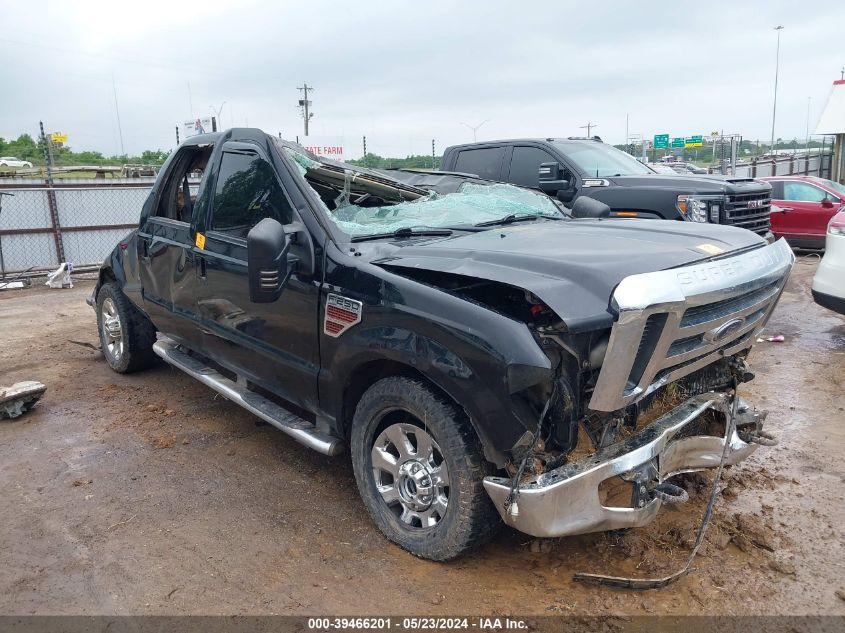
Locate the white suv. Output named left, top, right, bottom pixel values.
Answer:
left=812, top=210, right=845, bottom=315
left=0, top=157, right=34, bottom=169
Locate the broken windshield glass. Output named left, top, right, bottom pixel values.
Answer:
left=279, top=144, right=562, bottom=237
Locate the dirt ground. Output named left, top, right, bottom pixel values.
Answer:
left=1, top=256, right=843, bottom=617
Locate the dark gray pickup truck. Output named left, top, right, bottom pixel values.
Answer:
left=90, top=128, right=793, bottom=560
left=441, top=137, right=774, bottom=239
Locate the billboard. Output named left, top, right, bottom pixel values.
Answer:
left=183, top=117, right=214, bottom=138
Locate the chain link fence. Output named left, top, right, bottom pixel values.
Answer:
left=0, top=178, right=154, bottom=277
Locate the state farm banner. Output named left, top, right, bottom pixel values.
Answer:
left=300, top=137, right=345, bottom=162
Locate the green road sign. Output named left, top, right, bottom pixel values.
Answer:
left=685, top=135, right=703, bottom=148
left=653, top=134, right=669, bottom=149
left=671, top=137, right=686, bottom=148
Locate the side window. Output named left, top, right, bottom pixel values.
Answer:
left=155, top=146, right=212, bottom=222
left=211, top=151, right=293, bottom=239
left=453, top=147, right=505, bottom=180
left=783, top=182, right=827, bottom=203
left=508, top=146, right=558, bottom=188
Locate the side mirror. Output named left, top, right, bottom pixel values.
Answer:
left=571, top=196, right=611, bottom=219
left=247, top=217, right=293, bottom=303
left=821, top=197, right=835, bottom=208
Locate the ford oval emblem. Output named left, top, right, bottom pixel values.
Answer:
left=704, top=317, right=746, bottom=344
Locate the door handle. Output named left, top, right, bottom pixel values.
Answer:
left=141, top=239, right=151, bottom=262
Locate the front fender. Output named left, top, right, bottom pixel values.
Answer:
left=319, top=261, right=554, bottom=466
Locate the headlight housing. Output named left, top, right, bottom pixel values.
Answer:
left=676, top=195, right=722, bottom=223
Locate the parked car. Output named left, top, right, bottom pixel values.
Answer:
left=760, top=176, right=845, bottom=249
left=812, top=210, right=845, bottom=315
left=646, top=163, right=678, bottom=175
left=0, top=156, right=33, bottom=169
left=89, top=128, right=793, bottom=560
left=668, top=162, right=708, bottom=175
left=440, top=138, right=774, bottom=239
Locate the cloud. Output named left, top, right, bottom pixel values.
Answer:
left=1, top=0, right=842, bottom=157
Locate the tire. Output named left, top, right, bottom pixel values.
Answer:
left=351, top=377, right=500, bottom=560
left=96, top=282, right=157, bottom=373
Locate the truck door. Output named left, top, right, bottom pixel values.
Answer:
left=505, top=145, right=558, bottom=188
left=138, top=145, right=211, bottom=348
left=195, top=142, right=321, bottom=411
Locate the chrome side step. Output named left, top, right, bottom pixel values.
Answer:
left=152, top=338, right=344, bottom=456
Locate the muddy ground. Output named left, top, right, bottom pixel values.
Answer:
left=0, top=257, right=843, bottom=617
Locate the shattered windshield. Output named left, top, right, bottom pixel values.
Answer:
left=279, top=143, right=561, bottom=237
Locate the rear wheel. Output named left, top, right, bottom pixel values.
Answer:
left=351, top=377, right=500, bottom=560
left=96, top=282, right=157, bottom=373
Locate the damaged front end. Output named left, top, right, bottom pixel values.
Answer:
left=484, top=238, right=795, bottom=538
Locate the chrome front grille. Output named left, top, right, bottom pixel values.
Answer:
left=589, top=239, right=795, bottom=412
left=724, top=192, right=771, bottom=235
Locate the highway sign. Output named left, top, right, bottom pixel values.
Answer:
left=685, top=135, right=703, bottom=148
left=50, top=133, right=68, bottom=144
left=653, top=134, right=669, bottom=149
left=671, top=137, right=686, bottom=148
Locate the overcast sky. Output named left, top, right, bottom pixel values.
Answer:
left=2, top=0, right=843, bottom=158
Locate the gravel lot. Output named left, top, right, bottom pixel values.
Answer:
left=1, top=257, right=843, bottom=616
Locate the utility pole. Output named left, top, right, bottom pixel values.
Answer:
left=112, top=74, right=125, bottom=156
left=210, top=102, right=227, bottom=130
left=806, top=97, right=812, bottom=154
left=297, top=83, right=314, bottom=137
left=460, top=120, right=489, bottom=142
left=580, top=122, right=598, bottom=137
left=770, top=26, right=784, bottom=154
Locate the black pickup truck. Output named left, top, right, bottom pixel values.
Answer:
left=440, top=137, right=774, bottom=239
left=90, top=128, right=793, bottom=560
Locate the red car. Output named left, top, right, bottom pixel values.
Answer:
left=761, top=176, right=845, bottom=248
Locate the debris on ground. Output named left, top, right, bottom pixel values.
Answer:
left=0, top=280, right=29, bottom=291
left=756, top=334, right=785, bottom=343
left=768, top=559, right=797, bottom=575
left=0, top=381, right=47, bottom=420
left=45, top=262, right=74, bottom=289
left=67, top=339, right=100, bottom=351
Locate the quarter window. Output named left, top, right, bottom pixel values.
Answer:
left=783, top=182, right=828, bottom=203
left=211, top=151, right=293, bottom=238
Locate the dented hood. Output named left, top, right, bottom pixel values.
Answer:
left=373, top=218, right=765, bottom=332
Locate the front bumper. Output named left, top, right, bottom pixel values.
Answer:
left=483, top=392, right=759, bottom=538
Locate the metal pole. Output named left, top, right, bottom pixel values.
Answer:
left=39, top=121, right=64, bottom=264
left=363, top=136, right=367, bottom=168
left=805, top=97, right=811, bottom=155
left=770, top=26, right=784, bottom=154
left=432, top=139, right=436, bottom=170
left=112, top=74, right=125, bottom=156
left=175, top=126, right=180, bottom=146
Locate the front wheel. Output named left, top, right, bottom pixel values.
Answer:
left=351, top=377, right=500, bottom=560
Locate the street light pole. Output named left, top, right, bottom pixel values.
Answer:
left=460, top=120, right=489, bottom=142
left=805, top=96, right=812, bottom=155
left=770, top=26, right=784, bottom=154
left=210, top=101, right=227, bottom=132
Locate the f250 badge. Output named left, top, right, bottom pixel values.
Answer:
left=324, top=293, right=363, bottom=337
